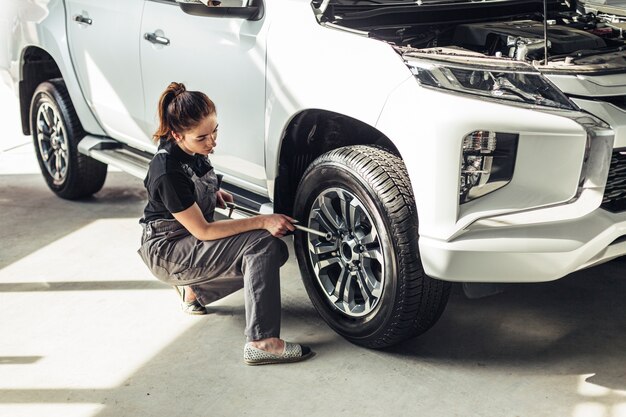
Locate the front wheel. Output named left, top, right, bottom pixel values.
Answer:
left=294, top=146, right=450, bottom=348
left=30, top=79, right=107, bottom=199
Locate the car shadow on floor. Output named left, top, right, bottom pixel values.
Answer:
left=387, top=256, right=626, bottom=391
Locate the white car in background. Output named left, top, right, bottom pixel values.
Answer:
left=2, top=0, right=625, bottom=348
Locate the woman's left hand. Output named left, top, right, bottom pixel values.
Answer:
left=216, top=189, right=234, bottom=209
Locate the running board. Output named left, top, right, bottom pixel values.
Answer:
left=78, top=135, right=151, bottom=179
left=77, top=135, right=274, bottom=213
left=219, top=181, right=273, bottom=214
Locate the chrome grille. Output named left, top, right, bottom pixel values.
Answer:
left=601, top=149, right=626, bottom=212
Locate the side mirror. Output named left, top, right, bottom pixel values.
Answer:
left=177, top=0, right=264, bottom=21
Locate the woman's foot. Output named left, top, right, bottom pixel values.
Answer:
left=248, top=337, right=284, bottom=354
left=174, top=286, right=207, bottom=315
left=181, top=286, right=197, bottom=303
left=244, top=338, right=314, bottom=365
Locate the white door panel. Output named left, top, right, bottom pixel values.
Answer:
left=66, top=0, right=151, bottom=147
left=140, top=0, right=267, bottom=189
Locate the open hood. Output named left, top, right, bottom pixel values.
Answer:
left=316, top=0, right=626, bottom=74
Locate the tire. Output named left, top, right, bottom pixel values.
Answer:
left=294, top=145, right=451, bottom=348
left=30, top=79, right=107, bottom=199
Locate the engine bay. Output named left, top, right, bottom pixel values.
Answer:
left=318, top=0, right=626, bottom=73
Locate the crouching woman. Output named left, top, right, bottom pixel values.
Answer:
left=138, top=82, right=313, bottom=365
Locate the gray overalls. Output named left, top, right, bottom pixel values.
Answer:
left=138, top=149, right=289, bottom=341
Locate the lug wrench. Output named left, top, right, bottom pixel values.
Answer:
left=224, top=202, right=334, bottom=241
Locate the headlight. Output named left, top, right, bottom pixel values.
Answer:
left=460, top=131, right=519, bottom=204
left=406, top=58, right=577, bottom=110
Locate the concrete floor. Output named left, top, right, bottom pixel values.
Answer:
left=1, top=83, right=626, bottom=417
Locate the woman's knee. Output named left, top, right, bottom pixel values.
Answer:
left=254, top=232, right=289, bottom=266
left=272, top=238, right=289, bottom=266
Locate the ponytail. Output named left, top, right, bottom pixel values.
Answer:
left=153, top=82, right=216, bottom=143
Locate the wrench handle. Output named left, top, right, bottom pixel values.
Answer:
left=224, top=202, right=333, bottom=240
left=293, top=224, right=331, bottom=239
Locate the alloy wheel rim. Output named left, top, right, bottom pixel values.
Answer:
left=36, top=102, right=68, bottom=185
left=306, top=187, right=385, bottom=317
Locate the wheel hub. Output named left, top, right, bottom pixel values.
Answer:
left=340, top=238, right=360, bottom=263
left=36, top=102, right=68, bottom=185
left=306, top=188, right=384, bottom=318
left=51, top=134, right=60, bottom=149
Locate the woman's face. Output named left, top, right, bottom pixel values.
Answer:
left=174, top=113, right=218, bottom=156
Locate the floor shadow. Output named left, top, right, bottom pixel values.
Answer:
left=387, top=256, right=626, bottom=390
left=1, top=259, right=624, bottom=416
left=0, top=356, right=42, bottom=365
left=0, top=172, right=146, bottom=269
left=0, top=280, right=169, bottom=292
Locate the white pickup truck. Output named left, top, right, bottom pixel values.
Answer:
left=2, top=0, right=626, bottom=348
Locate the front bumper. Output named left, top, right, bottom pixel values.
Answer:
left=421, top=103, right=626, bottom=283
left=420, top=208, right=626, bottom=282
left=377, top=75, right=626, bottom=283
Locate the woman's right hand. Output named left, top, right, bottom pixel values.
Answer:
left=261, top=214, right=296, bottom=238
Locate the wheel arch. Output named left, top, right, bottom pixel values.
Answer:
left=18, top=43, right=105, bottom=138
left=273, top=109, right=402, bottom=216
left=18, top=46, right=62, bottom=135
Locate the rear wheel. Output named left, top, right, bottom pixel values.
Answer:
left=30, top=79, right=107, bottom=199
left=294, top=145, right=450, bottom=348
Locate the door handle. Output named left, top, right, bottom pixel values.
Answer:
left=73, top=15, right=92, bottom=25
left=144, top=32, right=170, bottom=46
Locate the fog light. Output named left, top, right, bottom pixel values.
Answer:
left=460, top=131, right=518, bottom=204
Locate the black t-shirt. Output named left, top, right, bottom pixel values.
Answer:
left=141, top=140, right=197, bottom=223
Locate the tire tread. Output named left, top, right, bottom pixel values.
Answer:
left=31, top=79, right=107, bottom=199
left=300, top=145, right=451, bottom=348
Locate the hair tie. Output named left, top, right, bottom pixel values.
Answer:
left=173, top=84, right=186, bottom=97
